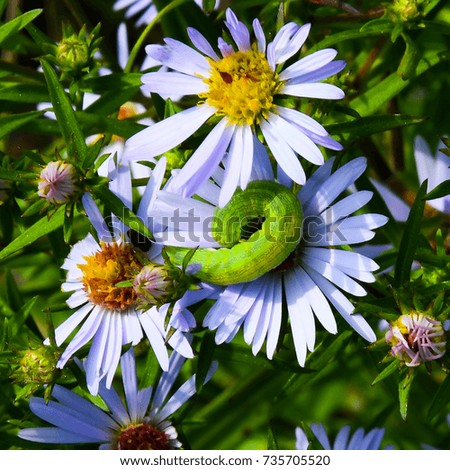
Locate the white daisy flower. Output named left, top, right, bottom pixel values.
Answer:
left=153, top=149, right=388, bottom=367
left=48, top=158, right=214, bottom=394
left=19, top=347, right=217, bottom=449
left=125, top=8, right=345, bottom=206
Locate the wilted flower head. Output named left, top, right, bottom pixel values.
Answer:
left=386, top=313, right=446, bottom=367
left=37, top=161, right=78, bottom=205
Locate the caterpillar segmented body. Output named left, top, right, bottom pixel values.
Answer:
left=166, top=181, right=303, bottom=285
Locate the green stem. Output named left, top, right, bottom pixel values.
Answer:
left=124, top=0, right=190, bottom=73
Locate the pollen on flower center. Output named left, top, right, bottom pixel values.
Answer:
left=79, top=242, right=143, bottom=311
left=200, top=49, right=281, bottom=126
left=117, top=423, right=171, bottom=450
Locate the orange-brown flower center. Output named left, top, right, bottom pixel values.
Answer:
left=79, top=242, right=143, bottom=310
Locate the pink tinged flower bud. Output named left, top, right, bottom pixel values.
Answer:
left=38, top=161, right=78, bottom=205
left=386, top=314, right=446, bottom=367
left=133, top=264, right=176, bottom=307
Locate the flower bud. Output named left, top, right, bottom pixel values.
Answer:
left=38, top=161, right=78, bottom=205
left=133, top=263, right=186, bottom=308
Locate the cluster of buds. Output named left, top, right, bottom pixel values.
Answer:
left=388, top=0, right=425, bottom=24
left=386, top=313, right=446, bottom=367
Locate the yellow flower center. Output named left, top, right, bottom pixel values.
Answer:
left=79, top=242, right=143, bottom=311
left=200, top=48, right=281, bottom=126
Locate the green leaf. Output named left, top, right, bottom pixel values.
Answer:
left=0, top=206, right=64, bottom=262
left=40, top=59, right=88, bottom=166
left=427, top=373, right=450, bottom=422
left=326, top=114, right=425, bottom=139
left=0, top=9, right=42, bottom=47
left=0, top=84, right=49, bottom=104
left=195, top=330, right=216, bottom=392
left=371, top=360, right=399, bottom=386
left=399, top=370, right=414, bottom=421
left=424, top=179, right=450, bottom=202
left=394, top=180, right=427, bottom=287
left=351, top=48, right=450, bottom=116
left=91, top=185, right=153, bottom=240
left=0, top=168, right=35, bottom=181
left=76, top=111, right=145, bottom=140
left=397, top=33, right=421, bottom=80
left=0, top=110, right=45, bottom=140
left=308, top=24, right=393, bottom=53
left=266, top=425, right=279, bottom=451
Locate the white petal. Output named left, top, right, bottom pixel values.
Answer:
left=280, top=49, right=338, bottom=81
left=141, top=72, right=207, bottom=96
left=170, top=118, right=235, bottom=198
left=281, top=83, right=345, bottom=100
left=187, top=27, right=220, bottom=61
left=138, top=310, right=170, bottom=370
left=261, top=118, right=306, bottom=184
left=146, top=39, right=210, bottom=76
left=301, top=253, right=368, bottom=297
left=305, top=267, right=376, bottom=342
left=293, top=266, right=337, bottom=334
left=278, top=106, right=328, bottom=137
left=267, top=112, right=324, bottom=165
left=53, top=302, right=93, bottom=347
left=370, top=178, right=410, bottom=222
left=224, top=8, right=250, bottom=51
left=125, top=105, right=215, bottom=160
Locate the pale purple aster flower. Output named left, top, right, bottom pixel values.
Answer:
left=371, top=135, right=450, bottom=219
left=153, top=150, right=388, bottom=366
left=125, top=8, right=345, bottom=207
left=386, top=313, right=446, bottom=367
left=19, top=347, right=217, bottom=449
left=414, top=135, right=450, bottom=214
left=38, top=161, right=78, bottom=204
left=114, top=0, right=220, bottom=27
left=296, top=424, right=390, bottom=450
left=48, top=158, right=214, bottom=394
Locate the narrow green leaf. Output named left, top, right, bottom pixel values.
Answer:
left=267, top=425, right=279, bottom=451
left=308, top=24, right=392, bottom=53
left=427, top=373, right=450, bottom=422
left=0, top=0, right=8, bottom=17
left=195, top=330, right=216, bottom=392
left=394, top=181, right=427, bottom=287
left=371, top=360, right=399, bottom=386
left=76, top=111, right=145, bottom=140
left=0, top=168, right=35, bottom=181
left=424, top=180, right=450, bottom=202
left=397, top=33, right=421, bottom=80
left=0, top=110, right=44, bottom=140
left=0, top=206, right=64, bottom=262
left=0, top=9, right=42, bottom=47
left=351, top=48, right=449, bottom=116
left=399, top=370, right=414, bottom=421
left=4, top=269, right=23, bottom=311
left=326, top=114, right=425, bottom=139
left=91, top=185, right=153, bottom=240
left=40, top=59, right=88, bottom=165
left=0, top=84, right=49, bottom=103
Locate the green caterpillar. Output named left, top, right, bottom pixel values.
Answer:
left=165, top=181, right=303, bottom=285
